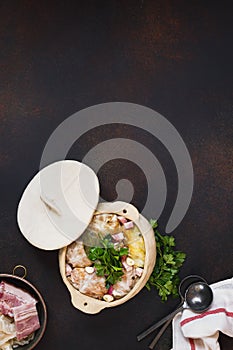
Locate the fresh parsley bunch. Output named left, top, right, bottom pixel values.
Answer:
left=146, top=219, right=186, bottom=301
left=88, top=238, right=128, bottom=287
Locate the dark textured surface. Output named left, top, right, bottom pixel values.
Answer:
left=0, top=1, right=232, bottom=349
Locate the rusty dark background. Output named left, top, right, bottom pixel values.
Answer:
left=0, top=1, right=232, bottom=349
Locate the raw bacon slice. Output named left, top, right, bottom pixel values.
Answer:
left=0, top=281, right=40, bottom=341
left=0, top=282, right=37, bottom=318
left=0, top=301, right=15, bottom=317
left=112, top=232, right=124, bottom=242
left=0, top=282, right=37, bottom=305
left=13, top=302, right=40, bottom=341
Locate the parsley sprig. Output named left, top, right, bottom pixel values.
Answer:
left=88, top=238, right=128, bottom=287
left=146, top=219, right=186, bottom=301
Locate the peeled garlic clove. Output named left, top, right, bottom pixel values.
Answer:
left=126, top=257, right=135, bottom=266
left=103, top=294, right=114, bottom=302
left=85, top=266, right=95, bottom=274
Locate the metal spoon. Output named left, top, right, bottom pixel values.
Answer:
left=148, top=281, right=213, bottom=349
left=137, top=275, right=213, bottom=344
left=148, top=318, right=173, bottom=349
left=148, top=275, right=201, bottom=349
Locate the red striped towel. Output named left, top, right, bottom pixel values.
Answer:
left=171, top=278, right=233, bottom=350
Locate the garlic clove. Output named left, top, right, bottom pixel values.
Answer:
left=103, top=294, right=114, bottom=302
left=126, top=257, right=135, bottom=266
left=85, top=266, right=95, bottom=274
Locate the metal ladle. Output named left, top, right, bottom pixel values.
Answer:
left=137, top=275, right=213, bottom=348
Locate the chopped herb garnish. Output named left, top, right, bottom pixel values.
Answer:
left=146, top=219, right=186, bottom=301
left=88, top=237, right=128, bottom=286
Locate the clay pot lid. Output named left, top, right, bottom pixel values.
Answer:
left=17, top=160, right=100, bottom=250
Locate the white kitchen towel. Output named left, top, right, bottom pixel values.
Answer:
left=172, top=277, right=233, bottom=350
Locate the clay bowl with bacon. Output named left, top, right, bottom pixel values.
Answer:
left=0, top=266, right=47, bottom=350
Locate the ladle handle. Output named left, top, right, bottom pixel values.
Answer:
left=137, top=305, right=183, bottom=341
left=148, top=318, right=173, bottom=349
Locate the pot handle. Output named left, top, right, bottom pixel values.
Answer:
left=96, top=201, right=140, bottom=221
left=12, top=265, right=27, bottom=279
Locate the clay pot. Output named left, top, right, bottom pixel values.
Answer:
left=59, top=201, right=156, bottom=314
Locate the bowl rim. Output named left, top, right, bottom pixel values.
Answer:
left=0, top=273, right=47, bottom=349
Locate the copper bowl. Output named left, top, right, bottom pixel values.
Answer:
left=0, top=266, right=47, bottom=349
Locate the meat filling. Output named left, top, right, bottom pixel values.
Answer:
left=66, top=241, right=92, bottom=268
left=112, top=269, right=137, bottom=299
left=65, top=213, right=145, bottom=302
left=69, top=268, right=107, bottom=299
